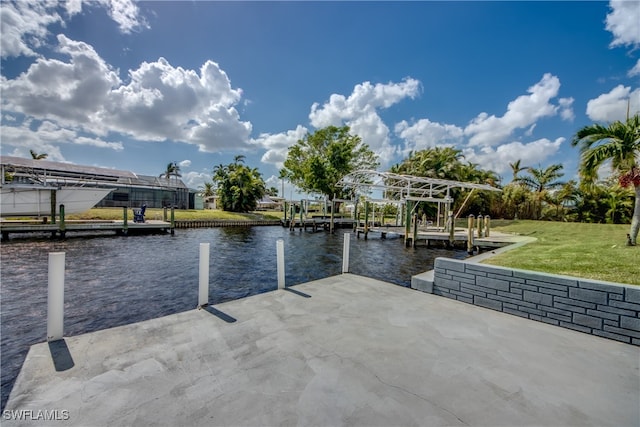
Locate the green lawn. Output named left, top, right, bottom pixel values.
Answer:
left=483, top=220, right=639, bottom=285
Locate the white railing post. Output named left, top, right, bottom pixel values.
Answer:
left=47, top=252, right=65, bottom=342
left=198, top=243, right=210, bottom=307
left=277, top=239, right=285, bottom=289
left=342, top=232, right=350, bottom=273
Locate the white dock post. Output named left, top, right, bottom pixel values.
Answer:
left=342, top=232, right=350, bottom=273
left=277, top=239, right=285, bottom=289
left=47, top=252, right=65, bottom=342
left=198, top=243, right=210, bottom=308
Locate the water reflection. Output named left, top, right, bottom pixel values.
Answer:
left=0, top=226, right=466, bottom=409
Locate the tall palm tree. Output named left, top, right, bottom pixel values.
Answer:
left=509, top=159, right=527, bottom=182
left=30, top=149, right=47, bottom=160
left=516, top=164, right=565, bottom=219
left=572, top=114, right=640, bottom=245
left=159, top=162, right=182, bottom=184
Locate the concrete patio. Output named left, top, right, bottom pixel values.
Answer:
left=5, top=274, right=639, bottom=426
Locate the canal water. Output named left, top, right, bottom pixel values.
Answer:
left=0, top=226, right=466, bottom=409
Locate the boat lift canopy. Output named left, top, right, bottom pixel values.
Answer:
left=337, top=170, right=501, bottom=202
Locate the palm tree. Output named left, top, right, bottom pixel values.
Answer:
left=516, top=164, right=565, bottom=219
left=572, top=114, right=640, bottom=245
left=30, top=150, right=47, bottom=160
left=509, top=159, right=527, bottom=182
left=159, top=162, right=182, bottom=184
left=199, top=182, right=215, bottom=198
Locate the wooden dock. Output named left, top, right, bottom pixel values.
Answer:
left=282, top=217, right=355, bottom=231
left=0, top=219, right=173, bottom=240
left=356, top=225, right=523, bottom=251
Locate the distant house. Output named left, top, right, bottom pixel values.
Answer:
left=257, top=195, right=283, bottom=211
left=0, top=155, right=196, bottom=209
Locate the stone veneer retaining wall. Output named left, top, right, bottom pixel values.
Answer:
left=412, top=258, right=640, bottom=345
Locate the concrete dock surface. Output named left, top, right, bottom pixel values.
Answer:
left=5, top=274, right=639, bottom=426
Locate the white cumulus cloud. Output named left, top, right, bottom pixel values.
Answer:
left=586, top=85, right=640, bottom=122
left=395, top=119, right=464, bottom=157
left=308, top=78, right=420, bottom=164
left=0, top=1, right=148, bottom=59
left=253, top=125, right=308, bottom=168
left=462, top=137, right=565, bottom=177
left=464, top=73, right=562, bottom=147
left=606, top=0, right=640, bottom=48
left=2, top=36, right=253, bottom=153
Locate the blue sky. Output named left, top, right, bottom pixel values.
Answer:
left=1, top=1, right=639, bottom=197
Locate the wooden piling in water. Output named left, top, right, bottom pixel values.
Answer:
left=59, top=205, right=66, bottom=238
left=467, top=214, right=475, bottom=254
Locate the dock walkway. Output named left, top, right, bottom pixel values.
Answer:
left=5, top=274, right=638, bottom=426
left=0, top=219, right=172, bottom=239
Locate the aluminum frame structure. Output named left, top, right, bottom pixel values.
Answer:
left=337, top=169, right=500, bottom=202
left=338, top=170, right=501, bottom=230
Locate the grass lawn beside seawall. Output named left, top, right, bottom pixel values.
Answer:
left=484, top=220, right=639, bottom=286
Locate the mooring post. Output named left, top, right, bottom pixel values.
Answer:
left=170, top=207, right=175, bottom=235
left=283, top=201, right=287, bottom=224
left=353, top=201, right=358, bottom=232
left=50, top=189, right=57, bottom=225
left=277, top=239, right=285, bottom=289
left=342, top=232, right=350, bottom=273
left=198, top=243, right=210, bottom=308
left=448, top=212, right=455, bottom=245
left=477, top=215, right=483, bottom=238
left=299, top=200, right=303, bottom=231
left=404, top=200, right=412, bottom=247
left=58, top=204, right=66, bottom=238
left=122, top=206, right=128, bottom=234
left=467, top=215, right=475, bottom=254
left=364, top=201, right=370, bottom=240
left=412, top=213, right=418, bottom=248
left=47, top=252, right=65, bottom=342
left=330, top=197, right=335, bottom=234
left=485, top=216, right=490, bottom=237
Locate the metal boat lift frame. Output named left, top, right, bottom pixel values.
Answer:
left=337, top=169, right=501, bottom=231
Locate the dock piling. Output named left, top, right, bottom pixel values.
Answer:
left=277, top=239, right=285, bottom=289
left=342, top=233, right=350, bottom=273
left=59, top=204, right=66, bottom=238
left=467, top=215, right=475, bottom=254
left=484, top=216, right=491, bottom=237
left=198, top=243, right=210, bottom=308
left=47, top=252, right=65, bottom=342
left=122, top=206, right=128, bottom=235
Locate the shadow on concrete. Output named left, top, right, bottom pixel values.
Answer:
left=203, top=305, right=237, bottom=323
left=285, top=287, right=312, bottom=298
left=48, top=339, right=74, bottom=371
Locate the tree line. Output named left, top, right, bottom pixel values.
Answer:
left=198, top=115, right=639, bottom=246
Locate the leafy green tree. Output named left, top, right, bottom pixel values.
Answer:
left=281, top=126, right=379, bottom=200
left=266, top=187, right=279, bottom=197
left=213, top=157, right=266, bottom=212
left=572, top=114, right=640, bottom=245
